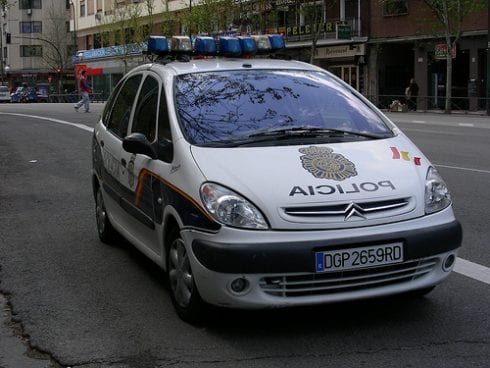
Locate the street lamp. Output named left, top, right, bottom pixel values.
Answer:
left=69, top=0, right=78, bottom=50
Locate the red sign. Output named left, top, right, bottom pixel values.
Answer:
left=434, top=43, right=456, bottom=59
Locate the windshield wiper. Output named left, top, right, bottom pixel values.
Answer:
left=198, top=127, right=391, bottom=147
left=248, top=127, right=390, bottom=140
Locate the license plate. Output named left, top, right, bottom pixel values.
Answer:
left=315, top=243, right=404, bottom=273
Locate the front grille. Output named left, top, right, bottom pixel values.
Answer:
left=283, top=198, right=410, bottom=218
left=259, top=257, right=438, bottom=297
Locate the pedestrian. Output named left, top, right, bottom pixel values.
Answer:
left=405, top=78, right=419, bottom=111
left=74, top=70, right=92, bottom=113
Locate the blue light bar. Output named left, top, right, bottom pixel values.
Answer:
left=268, top=34, right=285, bottom=50
left=238, top=36, right=257, bottom=55
left=148, top=36, right=169, bottom=56
left=219, top=37, right=241, bottom=56
left=194, top=36, right=217, bottom=55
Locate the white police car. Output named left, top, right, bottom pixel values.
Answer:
left=92, top=35, right=462, bottom=322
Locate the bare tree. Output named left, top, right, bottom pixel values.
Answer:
left=44, top=0, right=72, bottom=92
left=96, top=0, right=148, bottom=73
left=181, top=0, right=235, bottom=36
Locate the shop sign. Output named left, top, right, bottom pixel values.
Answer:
left=314, top=44, right=365, bottom=59
left=286, top=22, right=336, bottom=38
left=434, top=43, right=456, bottom=59
left=78, top=42, right=146, bottom=61
left=336, top=24, right=352, bottom=40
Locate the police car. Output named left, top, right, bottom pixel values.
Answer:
left=92, top=35, right=462, bottom=322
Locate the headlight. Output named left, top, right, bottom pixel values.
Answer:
left=200, top=183, right=268, bottom=229
left=425, top=166, right=451, bottom=214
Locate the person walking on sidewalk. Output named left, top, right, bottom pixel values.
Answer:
left=405, top=78, right=419, bottom=111
left=74, top=70, right=92, bottom=113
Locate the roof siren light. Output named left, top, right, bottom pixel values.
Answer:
left=268, top=34, right=285, bottom=50
left=238, top=36, right=257, bottom=55
left=251, top=35, right=272, bottom=53
left=194, top=36, right=218, bottom=56
left=147, top=35, right=169, bottom=56
left=219, top=36, right=242, bottom=56
left=171, top=36, right=193, bottom=53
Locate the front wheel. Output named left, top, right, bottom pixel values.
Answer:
left=167, top=229, right=207, bottom=324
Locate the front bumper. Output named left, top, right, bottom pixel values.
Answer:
left=182, top=210, right=462, bottom=309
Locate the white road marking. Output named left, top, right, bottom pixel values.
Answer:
left=458, top=123, right=475, bottom=127
left=411, top=120, right=426, bottom=124
left=2, top=112, right=490, bottom=286
left=0, top=112, right=94, bottom=132
left=454, top=258, right=490, bottom=285
left=435, top=164, right=490, bottom=174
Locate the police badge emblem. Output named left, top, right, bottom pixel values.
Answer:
left=299, top=146, right=357, bottom=181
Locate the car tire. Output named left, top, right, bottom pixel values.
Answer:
left=95, top=187, right=118, bottom=244
left=167, top=228, right=207, bottom=324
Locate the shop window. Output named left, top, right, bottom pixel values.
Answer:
left=383, top=0, right=408, bottom=16
left=20, top=45, right=43, bottom=57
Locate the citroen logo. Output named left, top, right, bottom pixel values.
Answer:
left=344, top=202, right=367, bottom=220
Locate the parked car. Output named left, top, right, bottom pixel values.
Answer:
left=92, top=35, right=462, bottom=323
left=10, top=86, right=38, bottom=103
left=0, top=85, right=10, bottom=102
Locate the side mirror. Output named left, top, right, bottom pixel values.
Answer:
left=122, top=133, right=158, bottom=159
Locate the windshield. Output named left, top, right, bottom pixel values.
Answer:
left=174, top=69, right=393, bottom=146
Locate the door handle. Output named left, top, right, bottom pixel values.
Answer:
left=121, top=158, right=127, bottom=167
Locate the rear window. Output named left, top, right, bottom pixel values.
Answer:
left=174, top=69, right=392, bottom=146
left=0, top=86, right=9, bottom=92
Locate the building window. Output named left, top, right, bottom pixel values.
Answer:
left=20, top=21, right=42, bottom=33
left=80, top=0, right=85, bottom=16
left=19, top=0, right=42, bottom=9
left=66, top=0, right=70, bottom=9
left=383, top=0, right=408, bottom=16
left=20, top=45, right=43, bottom=57
left=87, top=0, right=94, bottom=15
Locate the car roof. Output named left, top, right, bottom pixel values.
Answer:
left=130, top=57, right=324, bottom=77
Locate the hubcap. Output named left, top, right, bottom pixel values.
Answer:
left=168, top=238, right=193, bottom=308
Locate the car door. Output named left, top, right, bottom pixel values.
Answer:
left=125, top=72, right=174, bottom=255
left=99, top=73, right=143, bottom=232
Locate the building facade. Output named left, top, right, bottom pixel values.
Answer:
left=2, top=0, right=488, bottom=110
left=1, top=0, right=77, bottom=91
left=367, top=0, right=488, bottom=111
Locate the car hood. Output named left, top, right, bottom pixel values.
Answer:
left=190, top=136, right=430, bottom=229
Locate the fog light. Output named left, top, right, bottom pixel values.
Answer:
left=443, top=254, right=456, bottom=271
left=230, top=278, right=249, bottom=293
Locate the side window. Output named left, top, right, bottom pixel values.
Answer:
left=131, top=75, right=158, bottom=142
left=158, top=86, right=171, bottom=142
left=107, top=74, right=142, bottom=138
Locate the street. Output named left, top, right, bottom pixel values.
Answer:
left=0, top=103, right=489, bottom=368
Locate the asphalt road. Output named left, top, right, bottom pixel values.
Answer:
left=0, top=104, right=489, bottom=368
